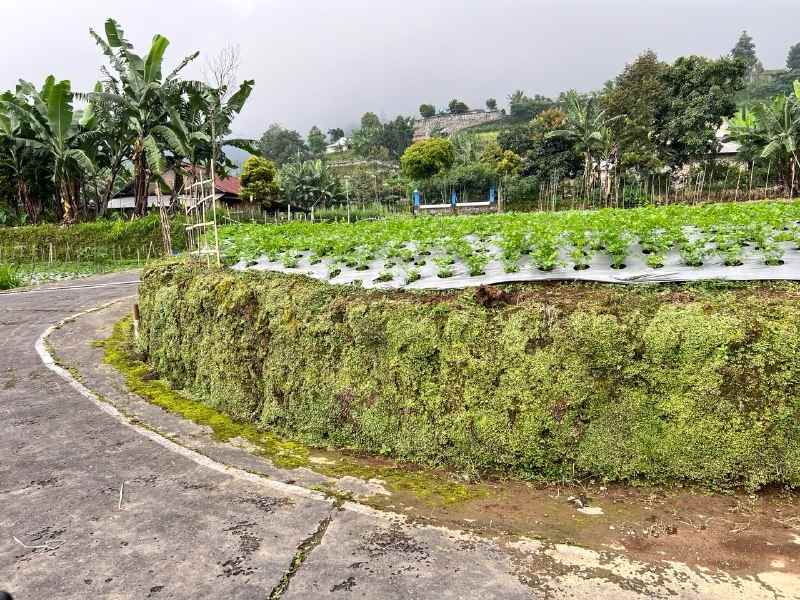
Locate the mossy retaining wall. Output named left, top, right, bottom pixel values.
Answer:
left=138, top=262, right=800, bottom=489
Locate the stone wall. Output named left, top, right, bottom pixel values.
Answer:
left=413, top=110, right=504, bottom=141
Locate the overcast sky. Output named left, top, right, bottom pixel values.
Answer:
left=3, top=0, right=799, bottom=138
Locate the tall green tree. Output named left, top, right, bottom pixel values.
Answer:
left=601, top=50, right=669, bottom=171
left=448, top=99, right=469, bottom=114
left=546, top=91, right=618, bottom=191
left=419, top=103, right=436, bottom=118
left=279, top=158, right=338, bottom=212
left=485, top=98, right=497, bottom=111
left=508, top=90, right=554, bottom=120
left=240, top=155, right=279, bottom=206
left=307, top=125, right=326, bottom=156
left=258, top=123, right=308, bottom=165
left=400, top=138, right=455, bottom=180
left=2, top=78, right=97, bottom=223
left=0, top=88, right=47, bottom=222
left=732, top=30, right=758, bottom=70
left=788, top=43, right=800, bottom=72
left=351, top=113, right=413, bottom=160
left=327, top=127, right=345, bottom=143
left=730, top=81, right=800, bottom=196
left=652, top=55, right=747, bottom=165
left=87, top=19, right=198, bottom=217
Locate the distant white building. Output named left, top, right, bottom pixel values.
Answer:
left=716, top=120, right=741, bottom=158
left=326, top=137, right=350, bottom=154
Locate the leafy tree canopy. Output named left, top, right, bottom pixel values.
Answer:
left=652, top=55, right=747, bottom=166
left=307, top=125, right=326, bottom=156
left=732, top=30, right=758, bottom=69
left=601, top=50, right=669, bottom=171
left=351, top=113, right=414, bottom=160
left=485, top=98, right=497, bottom=111
left=419, top=103, right=436, bottom=118
left=448, top=99, right=469, bottom=114
left=507, top=90, right=555, bottom=121
left=327, top=127, right=345, bottom=143
left=257, top=123, right=308, bottom=166
left=788, top=42, right=800, bottom=71
left=240, top=155, right=279, bottom=206
left=279, top=158, right=338, bottom=209
left=400, top=138, right=455, bottom=180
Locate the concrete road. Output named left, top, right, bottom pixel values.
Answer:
left=1, top=272, right=797, bottom=599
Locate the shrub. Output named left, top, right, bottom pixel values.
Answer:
left=0, top=263, right=21, bottom=289
left=0, top=214, right=185, bottom=263
left=400, top=138, right=455, bottom=180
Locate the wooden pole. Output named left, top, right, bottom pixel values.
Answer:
left=210, top=110, right=221, bottom=267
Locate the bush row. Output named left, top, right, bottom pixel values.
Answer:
left=0, top=215, right=186, bottom=262
left=137, top=262, right=800, bottom=489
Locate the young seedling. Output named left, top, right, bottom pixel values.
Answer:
left=679, top=239, right=706, bottom=267
left=531, top=237, right=560, bottom=272
left=405, top=267, right=421, bottom=284
left=280, top=250, right=300, bottom=268
left=464, top=252, right=490, bottom=277
left=646, top=252, right=665, bottom=269
left=501, top=251, right=521, bottom=273
left=436, top=264, right=454, bottom=278
left=603, top=232, right=630, bottom=270
left=374, top=270, right=394, bottom=283
left=569, top=245, right=591, bottom=270
left=761, top=239, right=785, bottom=266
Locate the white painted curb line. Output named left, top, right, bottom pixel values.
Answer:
left=35, top=300, right=331, bottom=505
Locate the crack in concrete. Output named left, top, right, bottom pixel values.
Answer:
left=268, top=512, right=334, bottom=599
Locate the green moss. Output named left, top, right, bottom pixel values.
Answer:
left=103, top=318, right=310, bottom=469
left=103, top=315, right=483, bottom=506
left=135, top=261, right=800, bottom=490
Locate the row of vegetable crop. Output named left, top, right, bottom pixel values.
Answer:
left=220, top=201, right=800, bottom=281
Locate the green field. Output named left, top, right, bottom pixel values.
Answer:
left=220, top=200, right=800, bottom=275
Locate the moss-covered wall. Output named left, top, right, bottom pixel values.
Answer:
left=138, top=262, right=800, bottom=489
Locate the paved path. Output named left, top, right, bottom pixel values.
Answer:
left=1, top=273, right=798, bottom=599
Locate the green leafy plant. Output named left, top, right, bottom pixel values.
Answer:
left=761, top=239, right=785, bottom=266
left=464, top=252, right=490, bottom=277
left=530, top=236, right=560, bottom=272
left=0, top=263, right=21, bottom=290
left=405, top=267, right=421, bottom=284
left=501, top=251, right=521, bottom=273
left=436, top=264, right=454, bottom=278
left=280, top=250, right=299, bottom=268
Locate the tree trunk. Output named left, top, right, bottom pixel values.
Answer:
left=133, top=149, right=149, bottom=218
left=100, top=161, right=124, bottom=218
left=17, top=178, right=39, bottom=224
left=170, top=168, right=184, bottom=211
left=60, top=179, right=78, bottom=224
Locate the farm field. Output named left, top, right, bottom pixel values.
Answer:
left=222, top=199, right=800, bottom=288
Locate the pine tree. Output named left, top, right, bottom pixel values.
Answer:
left=788, top=42, right=800, bottom=71
left=732, top=30, right=758, bottom=70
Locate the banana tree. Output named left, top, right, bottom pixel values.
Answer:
left=0, top=91, right=43, bottom=223
left=547, top=90, right=620, bottom=199
left=1, top=78, right=96, bottom=223
left=731, top=81, right=800, bottom=197
left=86, top=19, right=196, bottom=217
left=279, top=158, right=338, bottom=218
